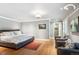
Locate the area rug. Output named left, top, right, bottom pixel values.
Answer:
left=24, top=40, right=41, bottom=50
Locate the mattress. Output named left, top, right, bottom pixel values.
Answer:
left=0, top=34, right=34, bottom=49
left=0, top=34, right=33, bottom=44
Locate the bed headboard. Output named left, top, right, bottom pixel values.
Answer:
left=0, top=29, right=20, bottom=33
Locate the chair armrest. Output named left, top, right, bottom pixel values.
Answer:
left=57, top=47, right=79, bottom=55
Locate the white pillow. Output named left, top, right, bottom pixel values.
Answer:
left=0, top=32, right=5, bottom=36
left=0, top=32, right=15, bottom=36
left=2, top=32, right=11, bottom=36
left=14, top=31, right=22, bottom=35
left=0, top=36, right=12, bottom=41
left=9, top=32, right=15, bottom=36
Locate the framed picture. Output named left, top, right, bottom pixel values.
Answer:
left=39, top=24, right=46, bottom=29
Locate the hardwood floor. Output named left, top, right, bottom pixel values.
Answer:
left=38, top=39, right=57, bottom=55
left=0, top=39, right=57, bottom=55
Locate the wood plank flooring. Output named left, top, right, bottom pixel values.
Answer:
left=0, top=39, right=57, bottom=55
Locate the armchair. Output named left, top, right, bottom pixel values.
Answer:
left=55, top=36, right=68, bottom=48
left=57, top=43, right=79, bottom=55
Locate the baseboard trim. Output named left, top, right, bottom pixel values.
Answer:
left=35, top=39, right=50, bottom=41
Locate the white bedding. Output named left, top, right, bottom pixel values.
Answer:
left=0, top=34, right=33, bottom=44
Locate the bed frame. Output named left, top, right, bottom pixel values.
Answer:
left=0, top=29, right=20, bottom=33
left=0, top=29, right=34, bottom=49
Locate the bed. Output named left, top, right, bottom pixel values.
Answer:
left=0, top=30, right=34, bottom=49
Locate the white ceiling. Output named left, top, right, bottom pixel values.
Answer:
left=0, top=3, right=78, bottom=22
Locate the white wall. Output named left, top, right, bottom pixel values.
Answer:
left=21, top=20, right=49, bottom=39
left=50, top=22, right=53, bottom=38
left=0, top=17, right=20, bottom=30
left=21, top=22, right=35, bottom=36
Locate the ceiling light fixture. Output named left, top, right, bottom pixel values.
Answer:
left=60, top=4, right=76, bottom=10
left=35, top=14, right=41, bottom=19
left=31, top=9, right=46, bottom=19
